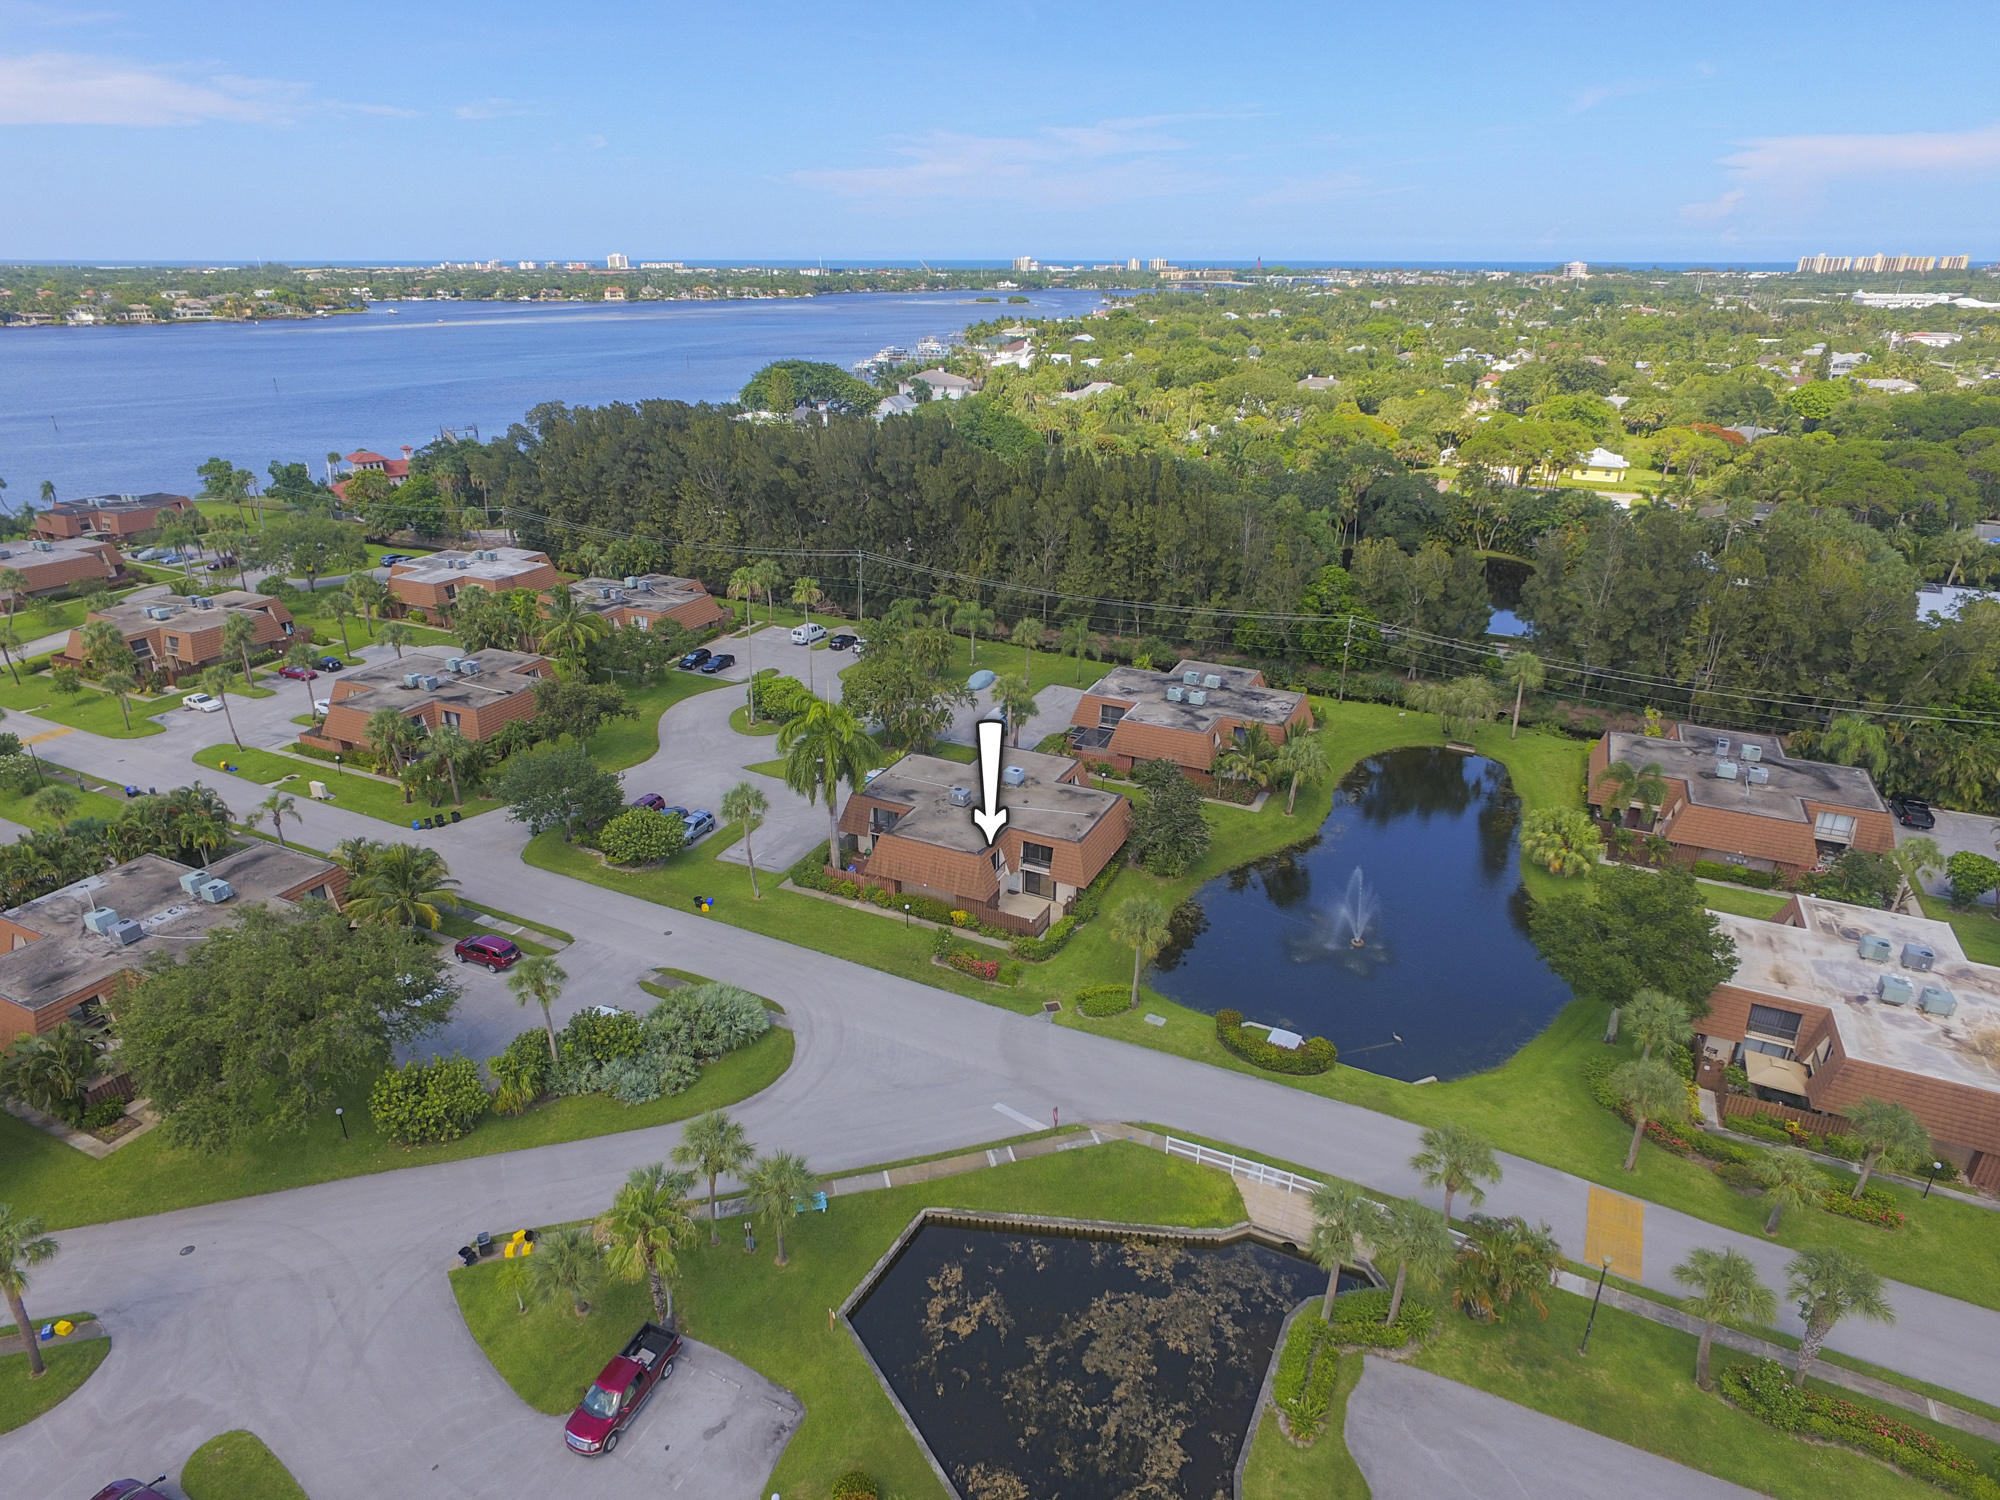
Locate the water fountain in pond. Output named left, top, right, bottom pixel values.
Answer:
left=1333, top=867, right=1379, bottom=948
left=1286, top=867, right=1389, bottom=973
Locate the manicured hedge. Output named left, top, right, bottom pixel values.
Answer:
left=1693, top=859, right=1777, bottom=889
left=1722, top=1359, right=2000, bottom=1499
left=1820, top=1186, right=1906, bottom=1230
left=1325, top=1288, right=1434, bottom=1348
left=1076, top=984, right=1132, bottom=1017
left=830, top=1471, right=879, bottom=1500
left=1272, top=1312, right=1339, bottom=1438
left=1216, top=1008, right=1336, bottom=1073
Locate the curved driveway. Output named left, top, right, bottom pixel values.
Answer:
left=6, top=674, right=2000, bottom=1497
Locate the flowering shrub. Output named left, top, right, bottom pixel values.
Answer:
left=946, top=950, right=1000, bottom=981
left=1820, top=1187, right=1906, bottom=1230
left=1723, top=1359, right=1999, bottom=1498
left=949, top=909, right=970, bottom=927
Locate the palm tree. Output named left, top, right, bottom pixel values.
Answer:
left=1611, top=1057, right=1685, bottom=1171
left=1673, top=1247, right=1776, bottom=1389
left=0, top=1023, right=100, bottom=1122
left=347, top=842, right=458, bottom=929
left=1819, top=715, right=1891, bottom=776
left=331, top=836, right=382, bottom=877
left=1594, top=758, right=1638, bottom=820
left=1757, top=1149, right=1826, bottom=1235
left=283, top=642, right=320, bottom=716
left=251, top=788, right=298, bottom=847
left=102, top=669, right=137, bottom=730
left=379, top=621, right=415, bottom=658
left=1451, top=1214, right=1562, bottom=1323
left=673, top=1110, right=756, bottom=1245
left=791, top=576, right=825, bottom=691
left=365, top=707, right=424, bottom=777
left=1013, top=617, right=1045, bottom=686
left=1844, top=1098, right=1930, bottom=1198
left=200, top=666, right=244, bottom=747
left=426, top=724, right=486, bottom=806
left=1622, top=988, right=1693, bottom=1061
left=0, top=622, right=23, bottom=686
left=1411, top=1122, right=1501, bottom=1223
left=27, top=785, right=77, bottom=833
left=1306, top=1180, right=1372, bottom=1317
left=1057, top=618, right=1097, bottom=684
left=346, top=572, right=389, bottom=633
left=0, top=1205, right=59, bottom=1377
left=1371, top=1198, right=1456, bottom=1326
left=726, top=567, right=763, bottom=719
left=1108, top=894, right=1170, bottom=1008
left=1885, top=837, right=1942, bottom=914
left=953, top=599, right=995, bottom=664
left=1214, top=723, right=1279, bottom=795
left=719, top=781, right=769, bottom=897
left=507, top=954, right=568, bottom=1063
left=1273, top=732, right=1328, bottom=816
left=538, top=587, right=608, bottom=672
left=752, top=558, right=783, bottom=631
left=779, top=699, right=882, bottom=872
left=326, top=594, right=356, bottom=653
left=595, top=1163, right=697, bottom=1323
left=1504, top=650, right=1545, bottom=738
left=0, top=568, right=28, bottom=627
left=992, top=674, right=1040, bottom=748
left=743, top=1150, right=816, bottom=1267
left=524, top=1224, right=601, bottom=1318
left=1787, top=1246, right=1893, bottom=1387
left=223, top=611, right=261, bottom=687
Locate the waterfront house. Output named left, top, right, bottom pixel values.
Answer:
left=835, top=749, right=1130, bottom=936
left=1069, top=661, right=1312, bottom=778
left=302, top=647, right=552, bottom=754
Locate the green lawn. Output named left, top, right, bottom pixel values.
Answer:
left=0, top=775, right=130, bottom=829
left=450, top=1140, right=1245, bottom=1500
left=180, top=1430, right=310, bottom=1500
left=1695, top=880, right=1791, bottom=919
left=435, top=909, right=558, bottom=956
left=0, top=1026, right=792, bottom=1230
left=0, top=667, right=185, bottom=737
left=1919, top=894, right=2000, bottom=966
left=1241, top=1352, right=1370, bottom=1500
left=1415, top=1291, right=2000, bottom=1500
left=728, top=703, right=781, bottom=737
left=192, top=744, right=503, bottom=825
left=585, top=671, right=728, bottom=775
left=0, top=1337, right=110, bottom=1435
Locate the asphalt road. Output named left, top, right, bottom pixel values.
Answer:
left=8, top=664, right=2000, bottom=1497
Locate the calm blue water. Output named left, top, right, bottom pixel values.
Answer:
left=0, top=289, right=1111, bottom=500
left=1149, top=747, right=1570, bottom=1081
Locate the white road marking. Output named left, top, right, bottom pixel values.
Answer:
left=993, top=1102, right=1042, bottom=1131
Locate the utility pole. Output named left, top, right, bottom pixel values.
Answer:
left=1338, top=616, right=1355, bottom=701
left=855, top=549, right=865, bottom=622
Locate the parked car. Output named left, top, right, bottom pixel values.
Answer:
left=682, top=809, right=718, bottom=842
left=1890, top=796, right=1936, bottom=830
left=91, top=1481, right=172, bottom=1500
left=851, top=636, right=869, bottom=657
left=315, top=655, right=346, bottom=671
left=278, top=664, right=318, bottom=681
left=677, top=648, right=712, bottom=671
left=312, top=698, right=332, bottom=716
left=564, top=1321, right=681, bottom=1456
left=661, top=805, right=690, bottom=825
left=377, top=552, right=410, bottom=566
left=204, top=559, right=233, bottom=572
left=180, top=693, right=224, bottom=713
left=453, top=934, right=521, bottom=971
left=698, top=653, right=735, bottom=674
left=827, top=633, right=858, bottom=652
left=790, top=622, right=827, bottom=646
left=630, top=792, right=667, bottom=812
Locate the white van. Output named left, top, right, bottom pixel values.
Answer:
left=790, top=622, right=828, bottom=646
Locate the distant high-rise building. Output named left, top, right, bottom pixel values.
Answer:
left=1012, top=255, right=1039, bottom=272
left=606, top=252, right=630, bottom=270
left=1562, top=260, right=1589, bottom=279
left=1148, top=257, right=1170, bottom=271
left=517, top=260, right=538, bottom=271
left=1798, top=252, right=1964, bottom=274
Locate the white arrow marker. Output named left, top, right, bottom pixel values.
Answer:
left=971, top=719, right=1010, bottom=846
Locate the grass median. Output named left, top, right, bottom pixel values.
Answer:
left=192, top=743, right=502, bottom=825
left=0, top=1337, right=110, bottom=1435
left=180, top=1430, right=310, bottom=1500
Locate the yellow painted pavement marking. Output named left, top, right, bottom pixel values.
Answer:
left=1585, top=1184, right=1644, bottom=1281
left=22, top=727, right=73, bottom=744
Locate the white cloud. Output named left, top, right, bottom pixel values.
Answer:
left=0, top=51, right=296, bottom=125
left=1568, top=80, right=1651, bottom=115
left=1721, top=122, right=2000, bottom=185
left=1679, top=187, right=1745, bottom=222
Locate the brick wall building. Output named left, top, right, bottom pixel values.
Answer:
left=33, top=493, right=194, bottom=540
left=57, top=591, right=295, bottom=683
left=387, top=548, right=561, bottom=622
left=0, top=536, right=123, bottom=601
left=569, top=575, right=730, bottom=634
left=303, top=647, right=552, bottom=753
left=1069, top=660, right=1312, bottom=775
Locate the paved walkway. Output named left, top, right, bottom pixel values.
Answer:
left=1346, top=1360, right=1759, bottom=1500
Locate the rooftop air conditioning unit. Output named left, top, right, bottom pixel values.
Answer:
left=145, top=606, right=172, bottom=620
left=1741, top=743, right=1763, bottom=763
left=178, top=868, right=211, bottom=896
left=417, top=674, right=440, bottom=690
left=1714, top=760, right=1738, bottom=780
left=635, top=579, right=652, bottom=593
left=1715, top=736, right=1731, bottom=757
left=624, top=576, right=642, bottom=589
left=402, top=672, right=424, bottom=689
left=947, top=786, right=974, bottom=808
left=32, top=540, right=53, bottom=553
left=1187, top=689, right=1208, bottom=706
left=1746, top=766, right=1770, bottom=785
left=0, top=550, right=12, bottom=560
left=1166, top=685, right=1185, bottom=702
left=1002, top=765, right=1026, bottom=787
left=1918, top=985, right=1957, bottom=1017
left=1878, top=973, right=1914, bottom=1005
left=197, top=878, right=234, bottom=904
left=597, top=586, right=613, bottom=600
left=1202, top=674, right=1222, bottom=689
left=609, top=589, right=624, bottom=603
left=460, top=660, right=480, bottom=677
left=445, top=657, right=464, bottom=673
left=1858, top=934, right=1893, bottom=962
left=108, top=919, right=144, bottom=946
left=475, top=550, right=498, bottom=562
left=192, top=595, right=213, bottom=609
left=1902, top=943, right=1936, bottom=972
left=1183, top=670, right=1202, bottom=685
left=83, top=907, right=121, bottom=935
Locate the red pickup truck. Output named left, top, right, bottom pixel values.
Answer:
left=563, top=1320, right=681, bottom=1456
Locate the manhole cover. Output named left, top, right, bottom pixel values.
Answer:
left=179, top=1245, right=195, bottom=1255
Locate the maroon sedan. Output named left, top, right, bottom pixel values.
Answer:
left=453, top=934, right=521, bottom=971
left=278, top=664, right=318, bottom=681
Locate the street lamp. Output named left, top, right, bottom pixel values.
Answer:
left=904, top=903, right=911, bottom=928
left=1579, top=1254, right=1612, bottom=1356
left=334, top=1106, right=348, bottom=1141
left=1925, top=1160, right=1943, bottom=1198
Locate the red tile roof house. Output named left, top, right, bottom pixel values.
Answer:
left=32, top=492, right=194, bottom=540
left=0, top=845, right=347, bottom=1043
left=1587, top=723, right=1894, bottom=875
left=1702, top=895, right=2000, bottom=1193
left=568, top=575, right=730, bottom=634
left=835, top=748, right=1131, bottom=936
left=385, top=548, right=563, bottom=624
left=1068, top=661, right=1313, bottom=780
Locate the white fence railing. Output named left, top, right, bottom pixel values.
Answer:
left=1164, top=1136, right=1322, bottom=1196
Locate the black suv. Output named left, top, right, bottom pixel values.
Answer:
left=1889, top=796, right=1936, bottom=830
left=678, top=648, right=712, bottom=671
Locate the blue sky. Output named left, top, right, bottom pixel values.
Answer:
left=4, top=0, right=1997, bottom=263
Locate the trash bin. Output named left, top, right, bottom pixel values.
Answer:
left=457, top=1245, right=479, bottom=1267
left=476, top=1230, right=493, bottom=1256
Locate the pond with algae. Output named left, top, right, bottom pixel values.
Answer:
left=848, top=1221, right=1361, bottom=1500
